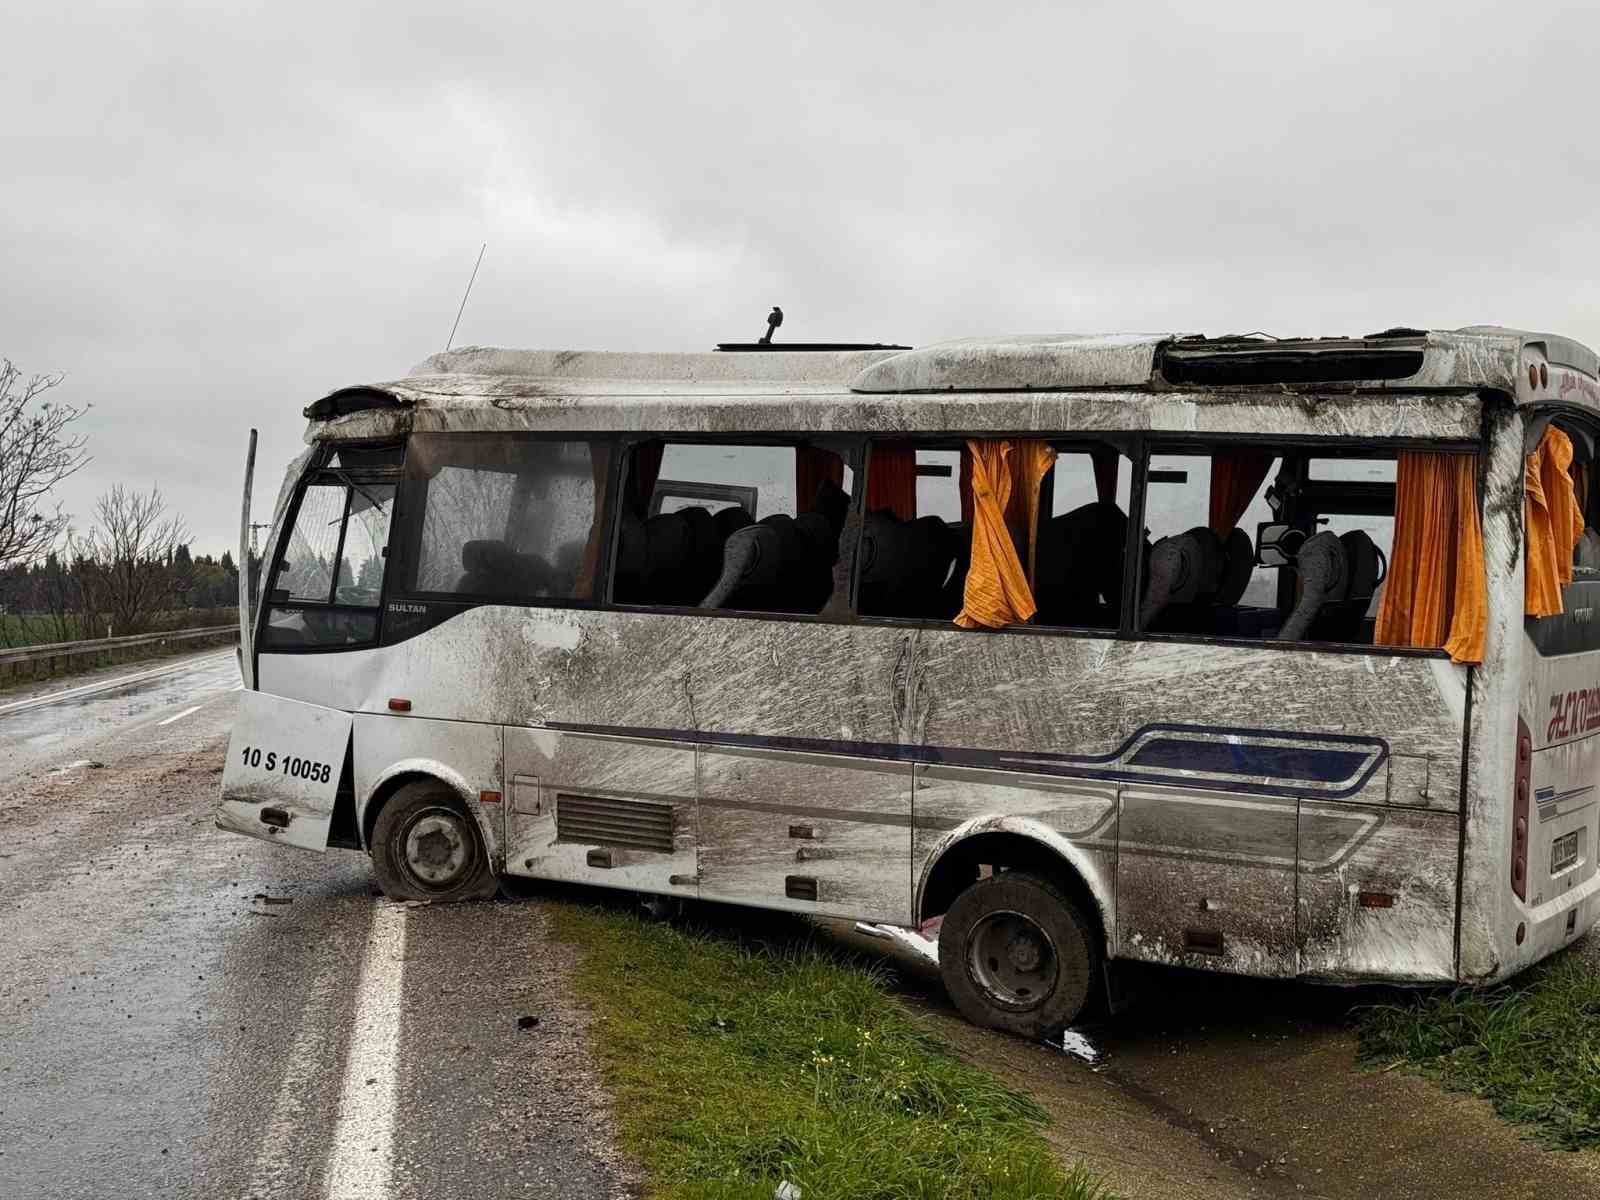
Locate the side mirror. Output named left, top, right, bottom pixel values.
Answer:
left=1256, top=522, right=1306, bottom=567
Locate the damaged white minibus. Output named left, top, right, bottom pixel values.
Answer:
left=218, top=327, right=1600, bottom=1035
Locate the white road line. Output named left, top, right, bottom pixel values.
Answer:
left=156, top=703, right=204, bottom=727
left=242, top=944, right=357, bottom=1200
left=0, top=650, right=236, bottom=718
left=323, top=901, right=408, bottom=1200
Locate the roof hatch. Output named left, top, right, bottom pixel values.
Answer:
left=1158, top=335, right=1427, bottom=386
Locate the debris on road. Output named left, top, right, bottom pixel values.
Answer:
left=1055, top=1028, right=1104, bottom=1066
left=517, top=1015, right=540, bottom=1030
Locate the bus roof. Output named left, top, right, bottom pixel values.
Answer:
left=302, top=325, right=1600, bottom=443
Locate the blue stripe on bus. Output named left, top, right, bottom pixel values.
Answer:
left=540, top=720, right=1390, bottom=801
left=1127, top=738, right=1373, bottom=783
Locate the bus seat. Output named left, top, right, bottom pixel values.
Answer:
left=1340, top=530, right=1383, bottom=602
left=458, top=539, right=555, bottom=599
left=677, top=506, right=723, bottom=595
left=714, top=505, right=755, bottom=542
left=700, top=513, right=838, bottom=612
left=858, top=510, right=962, bottom=618
left=1278, top=531, right=1349, bottom=640
left=613, top=508, right=726, bottom=606
left=1139, top=527, right=1224, bottom=629
left=1307, top=530, right=1384, bottom=642
left=1215, top=527, right=1254, bottom=607
left=459, top=539, right=519, bottom=595
left=808, top=477, right=850, bottom=539
left=1035, top=501, right=1127, bottom=626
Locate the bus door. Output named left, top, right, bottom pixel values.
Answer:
left=501, top=727, right=699, bottom=897
left=1523, top=582, right=1600, bottom=921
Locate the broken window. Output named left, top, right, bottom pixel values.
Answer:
left=613, top=440, right=853, bottom=614
left=396, top=434, right=610, bottom=603
left=1137, top=446, right=1403, bottom=648
left=1032, top=445, right=1134, bottom=629
left=857, top=441, right=969, bottom=620
left=859, top=438, right=1131, bottom=629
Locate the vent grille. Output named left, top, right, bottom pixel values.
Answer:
left=556, top=793, right=675, bottom=853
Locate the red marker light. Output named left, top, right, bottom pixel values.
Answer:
left=1357, top=891, right=1395, bottom=909
left=1540, top=363, right=1549, bottom=388
left=479, top=790, right=502, bottom=804
left=388, top=698, right=412, bottom=712
left=1529, top=364, right=1540, bottom=389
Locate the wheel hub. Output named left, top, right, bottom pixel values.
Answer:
left=404, top=811, right=470, bottom=886
left=1007, top=930, right=1043, bottom=973
left=967, top=909, right=1059, bottom=1012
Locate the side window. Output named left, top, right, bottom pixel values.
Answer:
left=858, top=441, right=968, bottom=620
left=614, top=440, right=853, bottom=613
left=398, top=434, right=609, bottom=603
left=859, top=438, right=1132, bottom=628
left=1141, top=451, right=1282, bottom=627
left=262, top=480, right=395, bottom=650
left=1137, top=446, right=1397, bottom=646
left=1307, top=457, right=1396, bottom=622
left=1034, top=445, right=1134, bottom=629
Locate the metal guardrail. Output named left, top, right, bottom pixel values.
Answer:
left=0, top=624, right=237, bottom=668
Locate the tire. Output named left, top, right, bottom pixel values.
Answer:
left=370, top=781, right=496, bottom=903
left=937, top=869, right=1100, bottom=1038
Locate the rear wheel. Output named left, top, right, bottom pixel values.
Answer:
left=370, top=781, right=496, bottom=903
left=937, top=870, right=1099, bottom=1037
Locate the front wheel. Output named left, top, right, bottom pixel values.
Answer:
left=937, top=870, right=1100, bottom=1037
left=370, top=781, right=496, bottom=903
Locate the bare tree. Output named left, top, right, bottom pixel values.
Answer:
left=0, top=359, right=89, bottom=569
left=79, top=486, right=190, bottom=635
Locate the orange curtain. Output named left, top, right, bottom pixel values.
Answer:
left=1208, top=449, right=1275, bottom=535
left=1525, top=426, right=1585, bottom=618
left=955, top=439, right=1056, bottom=628
left=867, top=443, right=917, bottom=520
left=1013, top=440, right=1055, bottom=585
left=1374, top=452, right=1486, bottom=664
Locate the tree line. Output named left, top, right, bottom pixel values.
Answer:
left=0, top=357, right=255, bottom=646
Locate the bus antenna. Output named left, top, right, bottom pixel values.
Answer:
left=445, top=242, right=487, bottom=351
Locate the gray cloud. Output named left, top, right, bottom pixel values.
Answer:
left=4, top=0, right=1598, bottom=552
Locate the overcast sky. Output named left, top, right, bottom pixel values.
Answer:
left=4, top=1, right=1597, bottom=555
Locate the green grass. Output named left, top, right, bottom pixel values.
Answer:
left=1357, top=952, right=1600, bottom=1149
left=550, top=904, right=1116, bottom=1200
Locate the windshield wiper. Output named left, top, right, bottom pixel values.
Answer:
left=331, top=469, right=388, bottom=514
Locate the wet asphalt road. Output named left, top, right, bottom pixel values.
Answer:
left=0, top=651, right=630, bottom=1200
